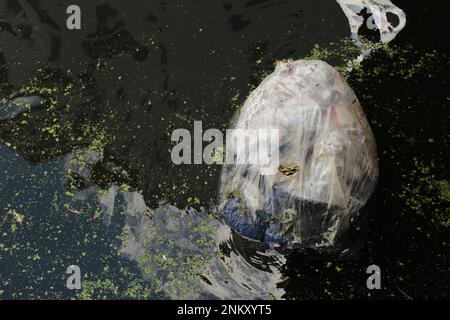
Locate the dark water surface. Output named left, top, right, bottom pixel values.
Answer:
left=0, top=0, right=449, bottom=299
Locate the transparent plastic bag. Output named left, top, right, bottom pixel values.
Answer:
left=219, top=60, right=378, bottom=248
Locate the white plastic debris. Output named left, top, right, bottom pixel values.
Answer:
left=337, top=0, right=407, bottom=44
left=219, top=59, right=379, bottom=248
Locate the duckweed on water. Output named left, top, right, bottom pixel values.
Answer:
left=400, top=159, right=450, bottom=228
left=0, top=17, right=448, bottom=298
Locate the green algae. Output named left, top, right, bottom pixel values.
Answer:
left=77, top=278, right=119, bottom=300
left=0, top=21, right=448, bottom=300
left=120, top=205, right=219, bottom=299
left=399, top=159, right=450, bottom=228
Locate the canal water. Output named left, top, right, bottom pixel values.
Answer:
left=0, top=0, right=449, bottom=299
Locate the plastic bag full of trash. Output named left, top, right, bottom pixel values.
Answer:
left=219, top=60, right=378, bottom=248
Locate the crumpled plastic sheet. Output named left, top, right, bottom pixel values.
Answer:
left=337, top=0, right=407, bottom=44
left=219, top=60, right=379, bottom=248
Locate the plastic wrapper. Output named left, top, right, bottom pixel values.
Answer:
left=219, top=60, right=379, bottom=248
left=337, top=0, right=406, bottom=43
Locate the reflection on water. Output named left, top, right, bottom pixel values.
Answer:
left=119, top=201, right=286, bottom=299
left=66, top=146, right=285, bottom=299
